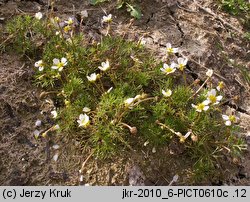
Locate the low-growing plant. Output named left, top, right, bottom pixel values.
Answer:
left=90, top=0, right=142, bottom=19
left=219, top=0, right=250, bottom=29
left=1, top=9, right=247, bottom=183
left=220, top=0, right=250, bottom=15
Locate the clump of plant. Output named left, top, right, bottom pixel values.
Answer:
left=219, top=0, right=250, bottom=28
left=2, top=10, right=247, bottom=182
left=220, top=0, right=250, bottom=15
left=90, top=0, right=142, bottom=19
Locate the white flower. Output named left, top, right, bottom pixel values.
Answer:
left=106, top=87, right=113, bottom=94
left=102, top=14, right=112, bottom=23
left=206, top=89, right=223, bottom=105
left=51, top=110, right=58, bottom=119
left=98, top=60, right=110, bottom=71
left=35, top=119, right=42, bottom=127
left=83, top=107, right=91, bottom=113
left=216, top=81, right=224, bottom=91
left=50, top=17, right=60, bottom=27
left=53, top=124, right=60, bottom=130
left=35, top=60, right=44, bottom=71
left=160, top=63, right=176, bottom=75
left=172, top=175, right=179, bottom=183
left=81, top=10, right=88, bottom=18
left=152, top=147, right=156, bottom=153
left=192, top=100, right=210, bottom=112
left=222, top=115, right=239, bottom=126
left=33, top=130, right=40, bottom=139
left=51, top=57, right=68, bottom=71
left=66, top=38, right=73, bottom=44
left=162, top=89, right=172, bottom=97
left=206, top=69, right=213, bottom=77
left=139, top=38, right=146, bottom=46
left=35, top=12, right=43, bottom=20
left=87, top=73, right=100, bottom=82
left=124, top=98, right=135, bottom=106
left=176, top=57, right=188, bottom=71
left=77, top=114, right=90, bottom=128
left=166, top=43, right=178, bottom=54
left=53, top=153, right=59, bottom=161
left=180, top=131, right=192, bottom=143
left=65, top=17, right=74, bottom=25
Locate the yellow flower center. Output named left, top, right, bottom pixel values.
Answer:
left=229, top=115, right=236, bottom=122
left=57, top=62, right=64, bottom=68
left=179, top=136, right=186, bottom=143
left=167, top=48, right=173, bottom=53
left=208, top=95, right=217, bottom=103
left=64, top=25, right=71, bottom=33
left=197, top=103, right=205, bottom=111
left=179, top=64, right=184, bottom=71
left=39, top=62, right=44, bottom=67
left=165, top=67, right=173, bottom=73
left=218, top=82, right=224, bottom=89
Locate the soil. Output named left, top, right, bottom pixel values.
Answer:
left=0, top=0, right=249, bottom=185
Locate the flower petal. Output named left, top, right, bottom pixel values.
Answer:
left=61, top=57, right=67, bottom=64
left=166, top=43, right=171, bottom=48
left=83, top=107, right=91, bottom=113
left=53, top=58, right=60, bottom=65
left=217, top=95, right=223, bottom=101
left=170, top=62, right=177, bottom=68
left=222, top=115, right=229, bottom=120
left=177, top=57, right=183, bottom=64
left=58, top=67, right=64, bottom=71
left=173, top=48, right=178, bottom=53
left=203, top=100, right=210, bottom=105
left=203, top=106, right=209, bottom=111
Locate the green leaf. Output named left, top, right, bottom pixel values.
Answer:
left=116, top=0, right=125, bottom=9
left=89, top=0, right=108, bottom=5
left=126, top=3, right=142, bottom=19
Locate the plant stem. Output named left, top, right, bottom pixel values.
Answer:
left=156, top=121, right=182, bottom=138
left=188, top=77, right=210, bottom=101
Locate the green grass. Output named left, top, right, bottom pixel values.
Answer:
left=219, top=0, right=250, bottom=29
